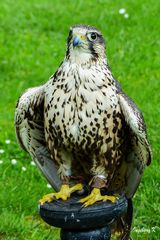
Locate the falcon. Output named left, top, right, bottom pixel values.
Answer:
left=15, top=24, right=151, bottom=239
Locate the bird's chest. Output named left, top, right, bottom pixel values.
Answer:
left=45, top=66, right=121, bottom=152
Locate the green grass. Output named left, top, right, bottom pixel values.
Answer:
left=0, top=0, right=160, bottom=239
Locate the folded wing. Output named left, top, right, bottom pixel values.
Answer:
left=118, top=91, right=152, bottom=198
left=15, top=86, right=61, bottom=190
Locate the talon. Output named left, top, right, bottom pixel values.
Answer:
left=80, top=188, right=117, bottom=207
left=102, top=195, right=117, bottom=203
left=39, top=193, right=54, bottom=205
left=39, top=183, right=83, bottom=205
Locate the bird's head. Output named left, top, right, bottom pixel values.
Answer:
left=65, top=24, right=106, bottom=65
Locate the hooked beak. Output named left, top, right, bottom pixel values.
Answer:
left=73, top=35, right=84, bottom=47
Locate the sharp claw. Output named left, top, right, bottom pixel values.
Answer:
left=78, top=203, right=86, bottom=211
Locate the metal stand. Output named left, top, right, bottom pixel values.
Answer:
left=39, top=194, right=128, bottom=240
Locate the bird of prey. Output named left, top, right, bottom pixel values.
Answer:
left=15, top=24, right=151, bottom=239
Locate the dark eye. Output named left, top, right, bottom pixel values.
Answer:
left=88, top=32, right=97, bottom=41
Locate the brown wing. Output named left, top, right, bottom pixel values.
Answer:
left=15, top=86, right=61, bottom=191
left=118, top=91, right=152, bottom=198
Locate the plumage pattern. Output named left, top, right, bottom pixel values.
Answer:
left=15, top=24, right=152, bottom=239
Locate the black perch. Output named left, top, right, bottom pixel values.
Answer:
left=39, top=193, right=128, bottom=240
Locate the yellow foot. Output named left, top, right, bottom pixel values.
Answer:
left=80, top=188, right=117, bottom=207
left=39, top=183, right=83, bottom=205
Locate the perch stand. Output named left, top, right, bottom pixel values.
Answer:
left=39, top=193, right=128, bottom=240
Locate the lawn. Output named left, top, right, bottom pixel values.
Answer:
left=0, top=0, right=159, bottom=239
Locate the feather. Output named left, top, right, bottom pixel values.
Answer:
left=118, top=91, right=152, bottom=198
left=15, top=86, right=61, bottom=190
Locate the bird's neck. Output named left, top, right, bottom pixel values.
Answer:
left=58, top=58, right=114, bottom=90
left=65, top=50, right=107, bottom=67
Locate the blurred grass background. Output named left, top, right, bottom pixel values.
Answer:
left=0, top=0, right=159, bottom=239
